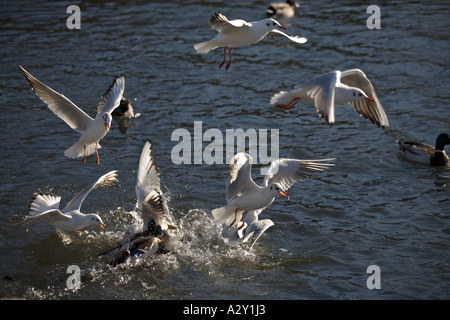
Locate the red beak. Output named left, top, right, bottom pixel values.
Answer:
left=366, top=97, right=375, bottom=102
left=279, top=25, right=287, bottom=30
left=104, top=123, right=110, bottom=132
left=279, top=190, right=290, bottom=199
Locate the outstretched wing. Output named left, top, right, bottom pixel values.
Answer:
left=240, top=219, right=274, bottom=249
left=267, top=29, right=307, bottom=44
left=96, top=76, right=125, bottom=117
left=136, top=140, right=174, bottom=230
left=63, top=170, right=118, bottom=212
left=340, top=69, right=389, bottom=128
left=19, top=65, right=93, bottom=133
left=209, top=12, right=252, bottom=33
left=226, top=153, right=260, bottom=202
left=13, top=209, right=70, bottom=229
left=263, top=158, right=335, bottom=190
left=304, top=71, right=339, bottom=125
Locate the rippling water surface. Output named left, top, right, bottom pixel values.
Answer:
left=0, top=0, right=449, bottom=300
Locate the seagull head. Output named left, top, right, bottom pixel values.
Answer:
left=264, top=18, right=287, bottom=31
left=102, top=113, right=112, bottom=132
left=351, top=88, right=374, bottom=102
left=87, top=214, right=106, bottom=230
left=269, top=183, right=290, bottom=200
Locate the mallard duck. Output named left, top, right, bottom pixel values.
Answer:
left=397, top=133, right=450, bottom=166
left=266, top=0, right=300, bottom=19
left=112, top=96, right=134, bottom=118
left=99, top=141, right=177, bottom=265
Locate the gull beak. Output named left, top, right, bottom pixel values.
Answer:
left=279, top=25, right=287, bottom=30
left=104, top=123, right=110, bottom=132
left=279, top=190, right=290, bottom=200
left=366, top=97, right=375, bottom=102
left=100, top=223, right=106, bottom=230
left=167, top=224, right=178, bottom=230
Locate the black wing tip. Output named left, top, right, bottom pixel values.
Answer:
left=210, top=11, right=226, bottom=24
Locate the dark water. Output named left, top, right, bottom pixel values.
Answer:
left=0, top=0, right=449, bottom=301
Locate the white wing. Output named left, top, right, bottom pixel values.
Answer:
left=301, top=71, right=339, bottom=125
left=135, top=140, right=173, bottom=230
left=226, top=153, right=260, bottom=202
left=13, top=209, right=71, bottom=229
left=209, top=12, right=252, bottom=33
left=63, top=170, right=118, bottom=212
left=96, top=76, right=125, bottom=117
left=241, top=219, right=274, bottom=249
left=340, top=69, right=389, bottom=128
left=19, top=65, right=93, bottom=134
left=28, top=193, right=61, bottom=216
left=267, top=29, right=308, bottom=44
left=263, top=158, right=335, bottom=190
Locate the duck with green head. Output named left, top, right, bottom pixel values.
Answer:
left=397, top=133, right=450, bottom=166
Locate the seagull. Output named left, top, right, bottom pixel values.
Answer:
left=13, top=170, right=118, bottom=235
left=194, top=11, right=307, bottom=70
left=212, top=153, right=335, bottom=247
left=19, top=65, right=125, bottom=165
left=271, top=69, right=389, bottom=128
left=99, top=140, right=177, bottom=266
left=397, top=133, right=450, bottom=166
left=266, top=0, right=300, bottom=19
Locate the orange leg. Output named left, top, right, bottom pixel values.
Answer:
left=219, top=46, right=228, bottom=69
left=229, top=208, right=239, bottom=227
left=237, top=211, right=246, bottom=230
left=95, top=144, right=100, bottom=165
left=275, top=98, right=301, bottom=109
left=225, top=47, right=233, bottom=70
left=82, top=145, right=87, bottom=164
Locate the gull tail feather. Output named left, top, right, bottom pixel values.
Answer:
left=64, top=142, right=100, bottom=159
left=270, top=91, right=290, bottom=104
left=212, top=205, right=238, bottom=226
left=194, top=40, right=218, bottom=54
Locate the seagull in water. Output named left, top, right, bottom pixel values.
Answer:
left=99, top=140, right=177, bottom=266
left=397, top=133, right=450, bottom=166
left=19, top=66, right=125, bottom=165
left=212, top=153, right=335, bottom=248
left=13, top=170, right=118, bottom=236
left=271, top=69, right=389, bottom=128
left=194, top=11, right=307, bottom=70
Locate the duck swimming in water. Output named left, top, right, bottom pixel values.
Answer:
left=397, top=133, right=450, bottom=166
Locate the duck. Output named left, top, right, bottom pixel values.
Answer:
left=397, top=133, right=450, bottom=166
left=112, top=96, right=134, bottom=118
left=266, top=0, right=300, bottom=19
left=98, top=140, right=177, bottom=266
